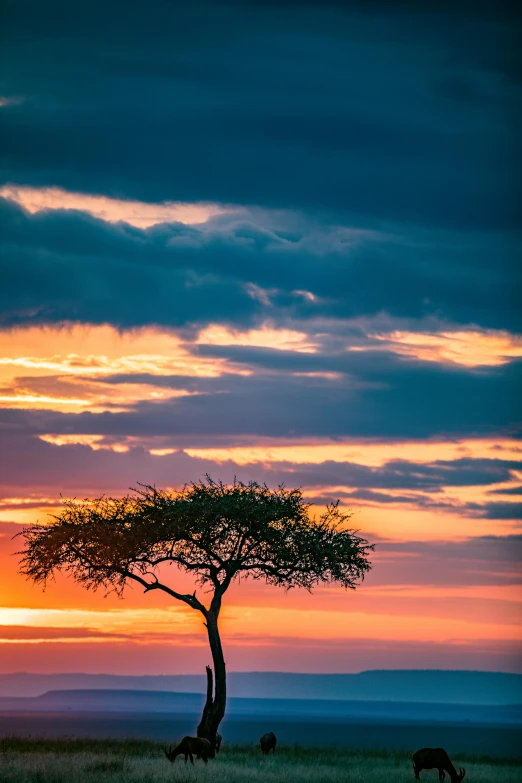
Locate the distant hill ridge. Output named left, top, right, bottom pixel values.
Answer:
left=0, top=670, right=520, bottom=705
left=0, top=689, right=521, bottom=726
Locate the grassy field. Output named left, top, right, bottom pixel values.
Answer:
left=0, top=739, right=521, bottom=783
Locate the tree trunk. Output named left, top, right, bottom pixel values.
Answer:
left=197, top=665, right=213, bottom=739
left=196, top=611, right=226, bottom=753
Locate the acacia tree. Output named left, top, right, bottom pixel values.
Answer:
left=18, top=478, right=373, bottom=749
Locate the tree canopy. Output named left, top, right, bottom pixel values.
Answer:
left=19, top=478, right=373, bottom=607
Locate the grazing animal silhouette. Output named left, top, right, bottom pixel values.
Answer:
left=260, top=731, right=277, bottom=755
left=196, top=730, right=222, bottom=755
left=164, top=736, right=212, bottom=764
left=412, top=748, right=466, bottom=782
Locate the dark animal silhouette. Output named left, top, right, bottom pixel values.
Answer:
left=196, top=728, right=221, bottom=755
left=164, top=736, right=212, bottom=764
left=412, top=748, right=466, bottom=782
left=260, top=731, right=277, bottom=755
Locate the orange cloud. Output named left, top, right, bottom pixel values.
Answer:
left=0, top=324, right=249, bottom=382
left=184, top=437, right=522, bottom=467
left=0, top=185, right=229, bottom=228
left=368, top=329, right=522, bottom=367
left=197, top=324, right=319, bottom=352
left=0, top=380, right=198, bottom=413
left=0, top=626, right=127, bottom=641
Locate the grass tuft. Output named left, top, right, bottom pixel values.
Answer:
left=0, top=737, right=520, bottom=782
left=84, top=757, right=128, bottom=774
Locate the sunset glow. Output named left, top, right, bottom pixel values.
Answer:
left=1, top=310, right=520, bottom=672
left=1, top=0, right=520, bottom=681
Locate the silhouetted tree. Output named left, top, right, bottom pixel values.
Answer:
left=18, top=478, right=373, bottom=748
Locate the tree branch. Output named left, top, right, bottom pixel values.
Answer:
left=65, top=543, right=210, bottom=614
left=121, top=569, right=208, bottom=614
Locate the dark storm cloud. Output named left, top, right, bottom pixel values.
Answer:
left=337, top=489, right=416, bottom=505
left=154, top=350, right=521, bottom=439
left=462, top=502, right=522, bottom=520
left=1, top=198, right=521, bottom=330
left=0, top=1, right=520, bottom=483
left=0, top=199, right=262, bottom=328
left=489, top=486, right=522, bottom=496
left=266, top=458, right=522, bottom=492
left=1, top=0, right=520, bottom=231
left=93, top=358, right=522, bottom=440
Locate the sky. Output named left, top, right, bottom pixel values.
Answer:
left=0, top=0, right=521, bottom=676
